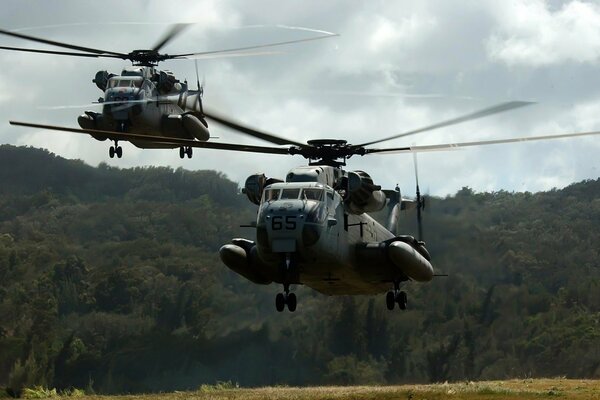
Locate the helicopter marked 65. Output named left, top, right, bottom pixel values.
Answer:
left=10, top=101, right=600, bottom=312
left=0, top=24, right=337, bottom=159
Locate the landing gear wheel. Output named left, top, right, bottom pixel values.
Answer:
left=386, top=291, right=395, bottom=310
left=287, top=293, right=297, bottom=312
left=186, top=146, right=192, bottom=158
left=109, top=146, right=115, bottom=158
left=116, top=146, right=123, bottom=158
left=179, top=147, right=185, bottom=159
left=275, top=293, right=285, bottom=312
left=397, top=290, right=408, bottom=310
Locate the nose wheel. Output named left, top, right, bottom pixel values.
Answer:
left=179, top=146, right=193, bottom=159
left=275, top=284, right=297, bottom=312
left=109, top=141, right=123, bottom=158
left=386, top=281, right=407, bottom=311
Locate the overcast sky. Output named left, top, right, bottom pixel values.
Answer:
left=0, top=0, right=599, bottom=196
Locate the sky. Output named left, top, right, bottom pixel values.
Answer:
left=0, top=0, right=599, bottom=196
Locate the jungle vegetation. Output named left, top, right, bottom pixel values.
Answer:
left=0, top=145, right=598, bottom=395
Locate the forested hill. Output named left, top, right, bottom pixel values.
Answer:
left=0, top=145, right=598, bottom=395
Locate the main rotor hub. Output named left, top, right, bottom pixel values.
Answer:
left=292, top=139, right=365, bottom=167
left=129, top=50, right=166, bottom=66
left=306, top=139, right=347, bottom=147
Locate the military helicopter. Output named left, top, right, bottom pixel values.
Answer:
left=0, top=24, right=335, bottom=159
left=10, top=101, right=600, bottom=312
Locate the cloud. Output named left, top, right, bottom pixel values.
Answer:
left=0, top=0, right=598, bottom=197
left=487, top=0, right=600, bottom=66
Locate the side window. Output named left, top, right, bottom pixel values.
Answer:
left=262, top=189, right=279, bottom=202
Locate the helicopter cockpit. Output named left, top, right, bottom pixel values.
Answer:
left=103, top=76, right=146, bottom=120
left=259, top=183, right=331, bottom=229
left=107, top=77, right=143, bottom=89
left=261, top=186, right=325, bottom=203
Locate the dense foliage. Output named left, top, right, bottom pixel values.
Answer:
left=0, top=145, right=598, bottom=394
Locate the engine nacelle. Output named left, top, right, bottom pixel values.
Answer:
left=243, top=173, right=283, bottom=205
left=158, top=70, right=177, bottom=93
left=344, top=170, right=386, bottom=214
left=93, top=70, right=115, bottom=91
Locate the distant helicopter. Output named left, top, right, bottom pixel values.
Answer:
left=10, top=102, right=600, bottom=312
left=0, top=24, right=335, bottom=159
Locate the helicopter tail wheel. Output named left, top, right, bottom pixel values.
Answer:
left=386, top=291, right=395, bottom=310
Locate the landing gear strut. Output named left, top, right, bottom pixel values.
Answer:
left=275, top=283, right=297, bottom=312
left=179, top=146, right=192, bottom=159
left=109, top=141, right=123, bottom=159
left=386, top=281, right=407, bottom=311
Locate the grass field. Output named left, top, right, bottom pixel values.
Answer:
left=48, top=379, right=599, bottom=400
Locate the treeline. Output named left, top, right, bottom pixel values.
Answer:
left=0, top=145, right=598, bottom=395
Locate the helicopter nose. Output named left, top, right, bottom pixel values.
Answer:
left=258, top=200, right=325, bottom=252
left=104, top=89, right=141, bottom=118
left=262, top=200, right=306, bottom=253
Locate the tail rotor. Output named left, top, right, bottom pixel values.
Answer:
left=194, top=59, right=204, bottom=115
left=413, top=153, right=425, bottom=242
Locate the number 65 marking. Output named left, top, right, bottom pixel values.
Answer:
left=272, top=215, right=297, bottom=230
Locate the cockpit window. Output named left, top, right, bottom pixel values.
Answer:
left=108, top=79, right=141, bottom=88
left=263, top=189, right=279, bottom=202
left=280, top=188, right=300, bottom=199
left=302, top=188, right=324, bottom=201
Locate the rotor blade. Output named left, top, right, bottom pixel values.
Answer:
left=357, top=101, right=534, bottom=147
left=168, top=32, right=338, bottom=59
left=152, top=23, right=191, bottom=52
left=202, top=107, right=305, bottom=146
left=38, top=99, right=159, bottom=110
left=0, top=27, right=126, bottom=57
left=9, top=121, right=291, bottom=155
left=173, top=49, right=282, bottom=60
left=195, top=59, right=201, bottom=90
left=0, top=46, right=122, bottom=59
left=365, top=130, right=600, bottom=154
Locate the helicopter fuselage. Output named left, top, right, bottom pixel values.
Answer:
left=220, top=165, right=434, bottom=296
left=78, top=66, right=209, bottom=150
